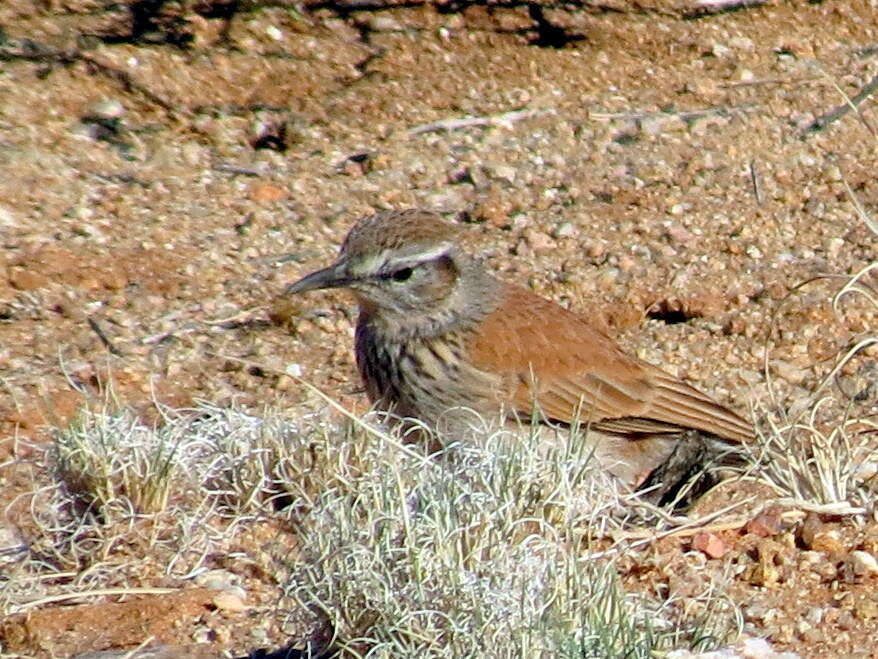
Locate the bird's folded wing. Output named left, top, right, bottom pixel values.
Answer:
left=468, top=283, right=752, bottom=443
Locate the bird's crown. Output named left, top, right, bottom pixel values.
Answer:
left=339, top=209, right=463, bottom=272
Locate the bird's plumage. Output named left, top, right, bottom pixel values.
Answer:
left=468, top=283, right=752, bottom=443
left=286, top=209, right=752, bottom=503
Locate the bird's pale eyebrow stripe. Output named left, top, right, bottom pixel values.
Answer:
left=385, top=242, right=454, bottom=269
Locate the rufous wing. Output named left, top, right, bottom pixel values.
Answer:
left=467, top=283, right=752, bottom=443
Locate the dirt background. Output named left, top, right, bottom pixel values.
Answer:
left=2, top=0, right=878, bottom=656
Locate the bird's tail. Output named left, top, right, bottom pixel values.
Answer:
left=638, top=431, right=745, bottom=509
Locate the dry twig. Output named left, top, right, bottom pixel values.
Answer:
left=408, top=108, right=553, bottom=136
left=802, top=71, right=878, bottom=136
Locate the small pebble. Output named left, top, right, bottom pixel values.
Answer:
left=370, top=15, right=403, bottom=30
left=0, top=205, right=19, bottom=228
left=617, top=255, right=636, bottom=273
left=712, top=43, right=732, bottom=58
left=194, top=569, right=239, bottom=591
left=846, top=550, right=878, bottom=577
left=213, top=589, right=249, bottom=613
left=88, top=99, right=126, bottom=121
left=585, top=242, right=605, bottom=258
left=666, top=223, right=695, bottom=244
left=553, top=222, right=577, bottom=239
left=668, top=202, right=691, bottom=217
left=523, top=229, right=554, bottom=253
left=853, top=461, right=877, bottom=482
left=729, top=36, right=754, bottom=51
left=745, top=507, right=783, bottom=538
left=490, top=164, right=517, bottom=184
left=692, top=531, right=728, bottom=559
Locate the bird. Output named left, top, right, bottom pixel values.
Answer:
left=285, top=209, right=752, bottom=505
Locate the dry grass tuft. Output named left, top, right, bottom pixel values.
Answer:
left=55, top=406, right=182, bottom=515
left=3, top=401, right=740, bottom=655
left=748, top=202, right=878, bottom=515
left=282, top=415, right=739, bottom=657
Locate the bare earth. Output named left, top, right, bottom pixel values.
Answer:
left=2, top=0, right=878, bottom=656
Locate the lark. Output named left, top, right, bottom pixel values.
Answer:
left=286, top=210, right=751, bottom=503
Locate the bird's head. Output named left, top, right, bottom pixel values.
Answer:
left=286, top=210, right=478, bottom=324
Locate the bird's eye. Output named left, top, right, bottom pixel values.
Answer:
left=391, top=267, right=414, bottom=282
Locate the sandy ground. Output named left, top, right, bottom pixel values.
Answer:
left=2, top=0, right=878, bottom=656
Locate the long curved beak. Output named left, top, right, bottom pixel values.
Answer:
left=284, top=262, right=351, bottom=295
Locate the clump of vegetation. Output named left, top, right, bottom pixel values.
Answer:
left=749, top=199, right=878, bottom=513
left=282, top=415, right=739, bottom=657
left=4, top=400, right=739, bottom=655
